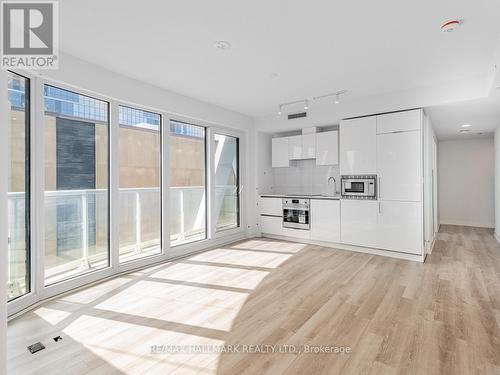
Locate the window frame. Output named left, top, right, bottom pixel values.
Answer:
left=6, top=71, right=32, bottom=304
left=209, top=126, right=245, bottom=240
left=213, top=132, right=241, bottom=233
left=168, top=117, right=208, bottom=248
left=117, top=104, right=163, bottom=264
left=6, top=73, right=248, bottom=317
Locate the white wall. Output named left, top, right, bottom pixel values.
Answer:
left=0, top=70, right=8, bottom=375
left=495, top=127, right=500, bottom=239
left=438, top=138, right=495, bottom=228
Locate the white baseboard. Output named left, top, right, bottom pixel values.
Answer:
left=261, top=234, right=425, bottom=263
left=439, top=220, right=494, bottom=229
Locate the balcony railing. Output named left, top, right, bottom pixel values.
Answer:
left=7, top=185, right=239, bottom=295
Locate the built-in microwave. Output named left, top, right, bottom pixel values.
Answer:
left=341, top=175, right=377, bottom=199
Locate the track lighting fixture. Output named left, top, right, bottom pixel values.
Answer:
left=277, top=99, right=309, bottom=116
left=313, top=90, right=348, bottom=104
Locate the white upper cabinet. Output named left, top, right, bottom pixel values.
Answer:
left=315, top=131, right=338, bottom=165
left=302, top=134, right=316, bottom=159
left=376, top=109, right=421, bottom=134
left=340, top=116, right=377, bottom=175
left=377, top=130, right=421, bottom=201
left=377, top=201, right=422, bottom=254
left=288, top=135, right=302, bottom=160
left=310, top=199, right=340, bottom=242
left=288, top=134, right=316, bottom=160
left=272, top=137, right=290, bottom=167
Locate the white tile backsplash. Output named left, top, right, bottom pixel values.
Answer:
left=273, top=159, right=339, bottom=195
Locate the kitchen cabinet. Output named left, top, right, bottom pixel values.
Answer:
left=341, top=200, right=378, bottom=248
left=377, top=201, right=422, bottom=254
left=377, top=109, right=421, bottom=134
left=289, top=134, right=316, bottom=160
left=260, top=197, right=283, bottom=216
left=340, top=116, right=377, bottom=175
left=272, top=137, right=289, bottom=167
left=260, top=215, right=283, bottom=236
left=310, top=199, right=340, bottom=242
left=288, top=135, right=302, bottom=160
left=315, top=131, right=338, bottom=166
left=302, top=134, right=316, bottom=159
left=377, top=130, right=421, bottom=201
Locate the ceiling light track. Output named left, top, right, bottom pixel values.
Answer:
left=277, top=99, right=309, bottom=115
left=277, top=90, right=348, bottom=116
left=313, top=90, right=348, bottom=104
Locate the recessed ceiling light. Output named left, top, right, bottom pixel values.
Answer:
left=461, top=124, right=471, bottom=128
left=214, top=41, right=231, bottom=50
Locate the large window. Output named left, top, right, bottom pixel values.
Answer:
left=214, top=134, right=240, bottom=231
left=43, top=85, right=109, bottom=285
left=7, top=72, right=30, bottom=301
left=118, top=106, right=162, bottom=262
left=169, top=120, right=206, bottom=246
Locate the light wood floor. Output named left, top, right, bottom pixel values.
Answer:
left=7, top=225, right=500, bottom=374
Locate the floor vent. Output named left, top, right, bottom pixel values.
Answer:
left=27, top=342, right=46, bottom=354
left=288, top=112, right=307, bottom=120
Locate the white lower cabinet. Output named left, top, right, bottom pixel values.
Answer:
left=310, top=199, right=340, bottom=242
left=341, top=200, right=378, bottom=248
left=260, top=215, right=283, bottom=236
left=377, top=201, right=422, bottom=254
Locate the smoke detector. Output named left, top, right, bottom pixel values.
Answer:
left=441, top=20, right=462, bottom=33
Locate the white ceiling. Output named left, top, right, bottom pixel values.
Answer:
left=426, top=88, right=500, bottom=140
left=59, top=0, right=500, bottom=120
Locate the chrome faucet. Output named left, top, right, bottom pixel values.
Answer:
left=327, top=176, right=336, bottom=196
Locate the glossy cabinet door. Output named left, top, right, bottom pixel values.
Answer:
left=377, top=131, right=421, bottom=201
left=376, top=109, right=421, bottom=134
left=260, top=197, right=283, bottom=216
left=310, top=199, right=340, bottom=242
left=316, top=131, right=338, bottom=165
left=377, top=201, right=422, bottom=254
left=340, top=200, right=378, bottom=248
left=288, top=135, right=302, bottom=160
left=302, top=133, right=316, bottom=159
left=272, top=137, right=289, bottom=167
left=340, top=116, right=377, bottom=175
left=260, top=215, right=284, bottom=236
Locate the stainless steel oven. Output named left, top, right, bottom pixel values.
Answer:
left=282, top=198, right=310, bottom=230
left=341, top=175, right=377, bottom=199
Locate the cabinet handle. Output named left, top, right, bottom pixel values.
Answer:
left=379, top=201, right=381, bottom=214
left=378, top=177, right=381, bottom=199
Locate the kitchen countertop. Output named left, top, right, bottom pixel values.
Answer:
left=260, top=193, right=341, bottom=200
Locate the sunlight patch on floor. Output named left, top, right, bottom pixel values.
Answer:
left=94, top=280, right=248, bottom=331
left=150, top=262, right=269, bottom=290
left=59, top=277, right=131, bottom=304
left=63, top=315, right=223, bottom=374
left=188, top=248, right=292, bottom=268
left=230, top=239, right=308, bottom=253
left=33, top=306, right=73, bottom=326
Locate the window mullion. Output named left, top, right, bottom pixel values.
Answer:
left=109, top=102, right=119, bottom=270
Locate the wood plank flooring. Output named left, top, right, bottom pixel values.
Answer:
left=7, top=225, right=500, bottom=374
